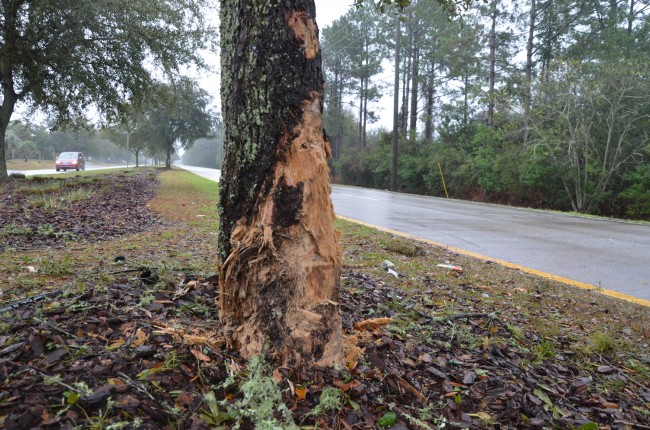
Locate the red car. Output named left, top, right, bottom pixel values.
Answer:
left=55, top=152, right=86, bottom=171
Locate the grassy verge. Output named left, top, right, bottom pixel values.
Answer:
left=336, top=219, right=649, bottom=363
left=0, top=168, right=219, bottom=304
left=1, top=168, right=648, bottom=428
left=7, top=158, right=54, bottom=170
left=2, top=168, right=648, bottom=367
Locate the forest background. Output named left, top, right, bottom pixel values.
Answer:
left=7, top=0, right=650, bottom=219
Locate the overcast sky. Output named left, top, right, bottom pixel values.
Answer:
left=197, top=0, right=355, bottom=118
left=315, top=0, right=355, bottom=27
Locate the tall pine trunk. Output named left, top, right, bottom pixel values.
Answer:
left=487, top=0, right=497, bottom=126
left=0, top=73, right=18, bottom=179
left=409, top=31, right=419, bottom=139
left=424, top=70, right=435, bottom=142
left=524, top=0, right=536, bottom=143
left=218, top=0, right=342, bottom=367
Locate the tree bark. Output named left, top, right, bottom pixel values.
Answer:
left=362, top=49, right=369, bottom=148
left=218, top=0, right=342, bottom=367
left=0, top=2, right=20, bottom=179
left=423, top=71, right=435, bottom=142
left=391, top=16, right=401, bottom=191
left=487, top=0, right=497, bottom=126
left=524, top=0, right=536, bottom=144
left=627, top=0, right=635, bottom=34
left=401, top=34, right=411, bottom=137
left=165, top=145, right=171, bottom=168
left=463, top=71, right=469, bottom=126
left=409, top=31, right=419, bottom=139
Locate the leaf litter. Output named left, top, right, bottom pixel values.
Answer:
left=0, top=170, right=648, bottom=429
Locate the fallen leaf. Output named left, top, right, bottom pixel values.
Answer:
left=354, top=317, right=393, bottom=332
left=109, top=338, right=126, bottom=350
left=340, top=380, right=361, bottom=392
left=132, top=329, right=148, bottom=347
left=418, top=353, right=433, bottom=363
left=468, top=412, right=493, bottom=421
left=294, top=385, right=307, bottom=401
left=377, top=411, right=397, bottom=428
left=343, top=334, right=365, bottom=371
left=190, top=349, right=211, bottom=362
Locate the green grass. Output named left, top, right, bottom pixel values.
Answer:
left=0, top=168, right=219, bottom=304
left=6, top=159, right=55, bottom=170
left=17, top=180, right=62, bottom=194
left=1, top=222, right=33, bottom=237
left=27, top=188, right=93, bottom=209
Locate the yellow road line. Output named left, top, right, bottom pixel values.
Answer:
left=336, top=215, right=650, bottom=308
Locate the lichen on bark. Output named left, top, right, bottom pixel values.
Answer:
left=218, top=0, right=342, bottom=367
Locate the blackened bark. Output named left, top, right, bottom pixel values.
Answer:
left=219, top=0, right=324, bottom=258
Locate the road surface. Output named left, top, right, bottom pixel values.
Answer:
left=17, top=163, right=647, bottom=301
left=8, top=163, right=128, bottom=176
left=332, top=185, right=650, bottom=301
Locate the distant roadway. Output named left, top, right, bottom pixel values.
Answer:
left=15, top=163, right=650, bottom=302
left=8, top=162, right=127, bottom=176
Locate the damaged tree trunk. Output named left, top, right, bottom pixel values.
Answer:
left=218, top=0, right=342, bottom=367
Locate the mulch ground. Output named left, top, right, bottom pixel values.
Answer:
left=0, top=172, right=165, bottom=251
left=0, top=172, right=648, bottom=429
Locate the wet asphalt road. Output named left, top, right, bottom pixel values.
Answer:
left=331, top=185, right=650, bottom=301
left=8, top=163, right=127, bottom=176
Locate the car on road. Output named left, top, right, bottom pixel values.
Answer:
left=55, top=152, right=86, bottom=171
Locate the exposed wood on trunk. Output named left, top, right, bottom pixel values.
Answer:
left=218, top=0, right=342, bottom=367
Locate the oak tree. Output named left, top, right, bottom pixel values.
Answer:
left=0, top=0, right=211, bottom=178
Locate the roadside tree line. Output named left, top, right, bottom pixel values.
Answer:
left=0, top=0, right=215, bottom=177
left=322, top=0, right=650, bottom=219
left=5, top=77, right=215, bottom=169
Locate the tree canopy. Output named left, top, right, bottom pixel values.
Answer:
left=0, top=0, right=214, bottom=177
